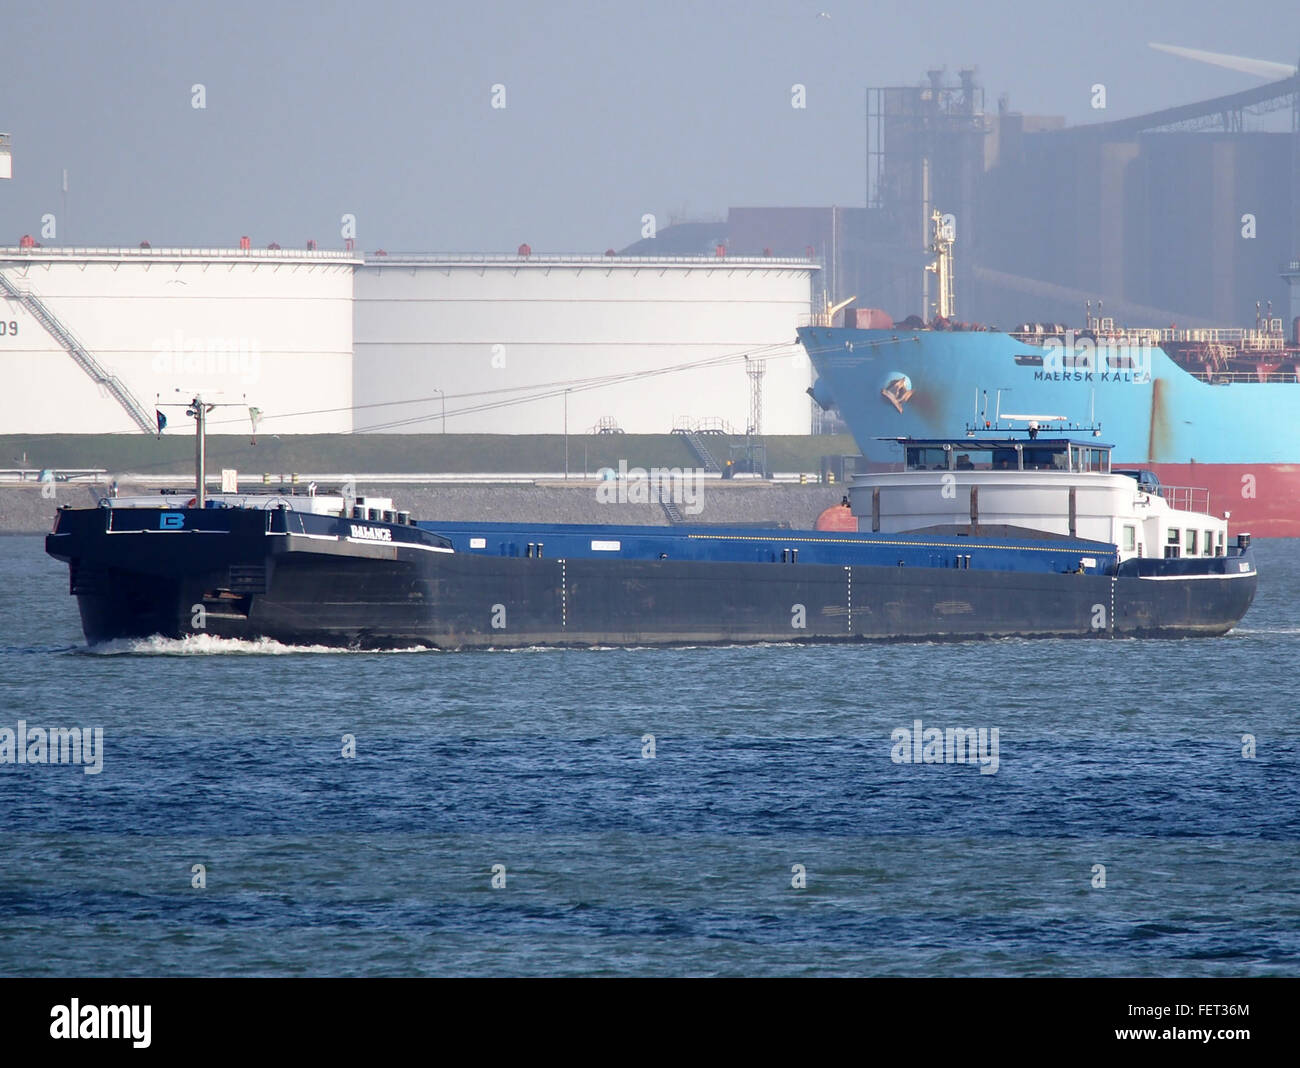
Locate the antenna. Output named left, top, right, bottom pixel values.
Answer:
left=157, top=389, right=248, bottom=507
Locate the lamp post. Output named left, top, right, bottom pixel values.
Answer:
left=434, top=387, right=445, bottom=433
left=564, top=388, right=570, bottom=480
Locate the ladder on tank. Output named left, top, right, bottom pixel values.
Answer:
left=683, top=430, right=722, bottom=474
left=0, top=268, right=154, bottom=433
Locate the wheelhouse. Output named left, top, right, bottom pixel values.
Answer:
left=898, top=436, right=1113, bottom=474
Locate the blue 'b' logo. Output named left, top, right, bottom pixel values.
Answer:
left=159, top=513, right=185, bottom=529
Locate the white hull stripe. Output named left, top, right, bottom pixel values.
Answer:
left=267, top=530, right=454, bottom=554
left=343, top=536, right=453, bottom=554
left=1135, top=570, right=1253, bottom=581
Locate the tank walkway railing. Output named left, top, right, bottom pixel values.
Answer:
left=0, top=269, right=155, bottom=433
left=672, top=415, right=734, bottom=435
left=3, top=246, right=357, bottom=261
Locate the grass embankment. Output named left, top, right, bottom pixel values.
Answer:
left=0, top=434, right=860, bottom=476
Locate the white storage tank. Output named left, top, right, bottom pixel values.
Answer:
left=352, top=254, right=817, bottom=434
left=0, top=246, right=360, bottom=434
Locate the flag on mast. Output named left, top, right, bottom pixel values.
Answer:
left=155, top=410, right=167, bottom=439
left=249, top=406, right=263, bottom=445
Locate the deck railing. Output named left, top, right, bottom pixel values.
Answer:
left=1186, top=370, right=1300, bottom=384
left=1157, top=485, right=1211, bottom=514
left=1009, top=326, right=1289, bottom=348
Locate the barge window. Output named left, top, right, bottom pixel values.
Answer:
left=1122, top=525, right=1136, bottom=552
left=1165, top=528, right=1181, bottom=559
left=1203, top=530, right=1213, bottom=556
left=1187, top=529, right=1198, bottom=555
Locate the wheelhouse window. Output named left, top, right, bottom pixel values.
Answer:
left=904, top=446, right=952, bottom=471
left=902, top=440, right=1107, bottom=473
left=1122, top=525, right=1136, bottom=552
left=1023, top=447, right=1068, bottom=471
left=1071, top=446, right=1110, bottom=472
left=1203, top=530, right=1213, bottom=557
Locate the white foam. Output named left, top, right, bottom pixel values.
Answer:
left=80, top=633, right=435, bottom=656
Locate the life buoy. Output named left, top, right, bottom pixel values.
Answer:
left=185, top=497, right=196, bottom=507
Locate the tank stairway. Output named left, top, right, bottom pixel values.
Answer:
left=683, top=431, right=723, bottom=474
left=0, top=269, right=155, bottom=433
left=660, top=500, right=685, bottom=524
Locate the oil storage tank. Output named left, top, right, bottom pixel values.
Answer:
left=352, top=254, right=818, bottom=434
left=0, top=245, right=359, bottom=434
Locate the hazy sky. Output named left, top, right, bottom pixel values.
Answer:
left=1, top=0, right=1295, bottom=253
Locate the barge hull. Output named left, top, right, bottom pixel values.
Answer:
left=49, top=517, right=1256, bottom=648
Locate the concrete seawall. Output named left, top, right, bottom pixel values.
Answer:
left=2, top=481, right=848, bottom=535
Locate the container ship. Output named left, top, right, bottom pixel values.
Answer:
left=800, top=217, right=1300, bottom=538
left=44, top=394, right=1255, bottom=648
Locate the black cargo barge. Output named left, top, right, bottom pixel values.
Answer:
left=42, top=403, right=1257, bottom=649
left=45, top=505, right=1255, bottom=649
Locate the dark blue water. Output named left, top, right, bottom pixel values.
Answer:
left=1, top=534, right=1297, bottom=976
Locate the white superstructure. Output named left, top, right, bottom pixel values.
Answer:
left=850, top=433, right=1230, bottom=563
left=352, top=254, right=817, bottom=434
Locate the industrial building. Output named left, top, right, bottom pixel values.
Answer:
left=640, top=68, right=1300, bottom=334
left=867, top=67, right=1300, bottom=330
